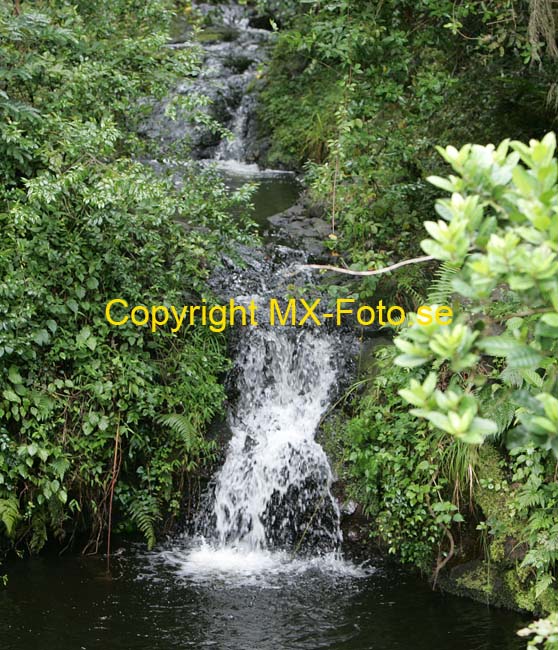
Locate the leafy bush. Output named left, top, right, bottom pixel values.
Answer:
left=344, top=347, right=466, bottom=571
left=392, top=132, right=558, bottom=605
left=260, top=0, right=555, bottom=267
left=330, top=132, right=558, bottom=616
left=0, top=0, right=255, bottom=553
left=396, top=133, right=558, bottom=452
left=518, top=613, right=558, bottom=649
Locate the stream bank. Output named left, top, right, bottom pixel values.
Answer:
left=243, top=0, right=558, bottom=621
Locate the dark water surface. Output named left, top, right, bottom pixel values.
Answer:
left=1, top=545, right=527, bottom=650
left=221, top=169, right=302, bottom=232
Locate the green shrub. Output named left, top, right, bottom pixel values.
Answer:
left=0, top=0, right=255, bottom=552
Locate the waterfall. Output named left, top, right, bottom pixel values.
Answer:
left=150, top=3, right=358, bottom=579
left=156, top=317, right=355, bottom=581
left=210, top=327, right=342, bottom=554
left=215, top=93, right=254, bottom=163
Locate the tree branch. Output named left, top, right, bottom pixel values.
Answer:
left=300, top=254, right=435, bottom=277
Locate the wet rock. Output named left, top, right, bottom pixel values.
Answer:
left=268, top=204, right=331, bottom=260
left=341, top=500, right=358, bottom=516
left=139, top=3, right=273, bottom=164
left=438, top=560, right=536, bottom=613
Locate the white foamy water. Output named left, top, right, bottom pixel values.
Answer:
left=212, top=328, right=341, bottom=551
left=157, top=327, right=354, bottom=581
left=154, top=539, right=370, bottom=587
left=205, top=158, right=293, bottom=177
left=152, top=0, right=357, bottom=580
left=215, top=93, right=254, bottom=163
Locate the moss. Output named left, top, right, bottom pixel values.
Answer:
left=475, top=445, right=510, bottom=522
left=504, top=569, right=537, bottom=612
left=355, top=337, right=393, bottom=379
left=456, top=563, right=494, bottom=595
left=195, top=28, right=238, bottom=43
left=475, top=444, right=526, bottom=564
left=540, top=587, right=558, bottom=614
left=500, top=572, right=558, bottom=615
left=489, top=538, right=505, bottom=563
left=319, top=412, right=350, bottom=483
left=440, top=561, right=533, bottom=612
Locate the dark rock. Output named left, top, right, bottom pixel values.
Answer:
left=248, top=14, right=274, bottom=31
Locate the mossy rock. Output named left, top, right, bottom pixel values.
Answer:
left=475, top=444, right=526, bottom=563
left=439, top=560, right=534, bottom=612
left=503, top=569, right=537, bottom=612
left=455, top=561, right=494, bottom=597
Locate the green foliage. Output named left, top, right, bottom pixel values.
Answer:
left=427, top=263, right=460, bottom=305
left=261, top=0, right=555, bottom=269
left=396, top=133, right=558, bottom=453
left=389, top=133, right=558, bottom=614
left=261, top=0, right=558, bottom=628
left=0, top=0, right=203, bottom=186
left=518, top=613, right=558, bottom=649
left=508, top=446, right=558, bottom=600
left=343, top=346, right=466, bottom=569
left=0, top=0, right=255, bottom=553
left=0, top=497, right=21, bottom=538
left=126, top=494, right=161, bottom=551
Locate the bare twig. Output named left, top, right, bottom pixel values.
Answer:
left=496, top=307, right=552, bottom=321
left=426, top=470, right=456, bottom=589
left=432, top=521, right=455, bottom=588
left=301, top=254, right=435, bottom=277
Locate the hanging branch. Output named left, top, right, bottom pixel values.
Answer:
left=300, top=254, right=435, bottom=277
left=106, top=417, right=122, bottom=572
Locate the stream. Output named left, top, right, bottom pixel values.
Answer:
left=1, top=3, right=529, bottom=649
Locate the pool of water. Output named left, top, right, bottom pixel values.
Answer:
left=1, top=541, right=527, bottom=650
left=219, top=166, right=302, bottom=234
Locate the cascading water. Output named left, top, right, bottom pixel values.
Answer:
left=159, top=315, right=354, bottom=581
left=215, top=93, right=254, bottom=163
left=150, top=2, right=357, bottom=578
left=210, top=327, right=342, bottom=554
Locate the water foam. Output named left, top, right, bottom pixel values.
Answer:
left=155, top=539, right=370, bottom=587
left=159, top=327, right=354, bottom=581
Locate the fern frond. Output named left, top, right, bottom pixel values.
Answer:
left=127, top=495, right=161, bottom=550
left=478, top=390, right=517, bottom=436
left=500, top=366, right=523, bottom=388
left=427, top=262, right=460, bottom=305
left=157, top=413, right=199, bottom=451
left=0, top=496, right=20, bottom=538
left=29, top=510, right=47, bottom=552
left=397, top=278, right=424, bottom=308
